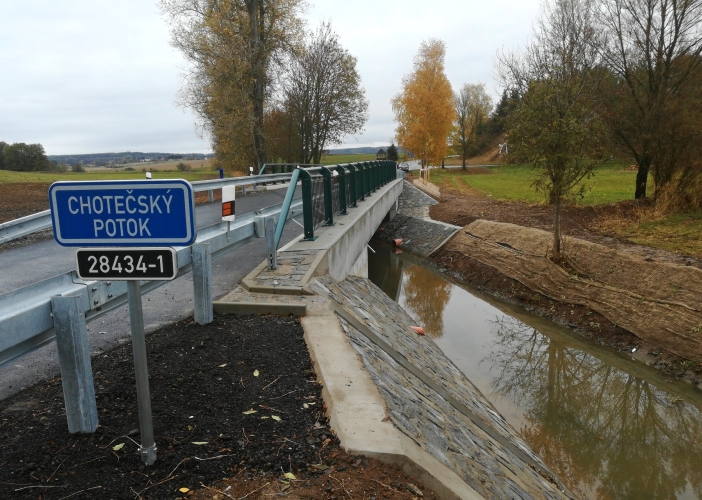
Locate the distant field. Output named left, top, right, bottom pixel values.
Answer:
left=427, top=163, right=642, bottom=206
left=321, top=154, right=376, bottom=165
left=0, top=168, right=223, bottom=184
left=81, top=158, right=217, bottom=173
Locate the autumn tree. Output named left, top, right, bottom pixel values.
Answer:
left=596, top=0, right=702, bottom=200
left=392, top=39, right=454, bottom=179
left=160, top=0, right=306, bottom=172
left=282, top=23, right=368, bottom=164
left=498, top=0, right=608, bottom=261
left=0, top=141, right=6, bottom=170
left=452, top=83, right=492, bottom=169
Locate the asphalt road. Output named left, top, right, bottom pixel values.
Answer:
left=0, top=185, right=304, bottom=400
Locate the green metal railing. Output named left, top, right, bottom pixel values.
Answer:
left=272, top=160, right=396, bottom=248
left=258, top=163, right=321, bottom=175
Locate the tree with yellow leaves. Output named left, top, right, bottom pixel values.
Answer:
left=392, top=39, right=454, bottom=182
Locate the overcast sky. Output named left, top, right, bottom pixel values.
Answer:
left=0, top=1, right=541, bottom=156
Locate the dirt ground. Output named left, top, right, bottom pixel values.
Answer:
left=0, top=314, right=439, bottom=500
left=428, top=188, right=702, bottom=385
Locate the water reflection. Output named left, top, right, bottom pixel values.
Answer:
left=402, top=264, right=451, bottom=338
left=489, top=316, right=702, bottom=500
left=368, top=242, right=702, bottom=500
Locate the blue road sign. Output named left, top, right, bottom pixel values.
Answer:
left=49, top=180, right=196, bottom=247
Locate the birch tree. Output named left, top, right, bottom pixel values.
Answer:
left=392, top=39, right=454, bottom=179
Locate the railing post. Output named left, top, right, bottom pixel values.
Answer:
left=320, top=166, right=335, bottom=226
left=299, top=168, right=317, bottom=241
left=208, top=190, right=214, bottom=203
left=192, top=242, right=213, bottom=325
left=346, top=164, right=358, bottom=207
left=334, top=165, right=348, bottom=215
left=51, top=295, right=99, bottom=434
left=360, top=162, right=368, bottom=199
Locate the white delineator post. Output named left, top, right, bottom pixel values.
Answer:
left=222, top=185, right=236, bottom=222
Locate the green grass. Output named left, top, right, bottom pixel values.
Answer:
left=428, top=163, right=642, bottom=206
left=321, top=154, right=376, bottom=165
left=0, top=169, right=221, bottom=184
left=621, top=212, right=702, bottom=257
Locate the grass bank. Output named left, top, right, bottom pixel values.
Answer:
left=425, top=163, right=640, bottom=205
left=420, top=164, right=702, bottom=258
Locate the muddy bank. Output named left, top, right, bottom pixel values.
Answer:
left=429, top=227, right=702, bottom=388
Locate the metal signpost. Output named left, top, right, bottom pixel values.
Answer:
left=49, top=179, right=196, bottom=466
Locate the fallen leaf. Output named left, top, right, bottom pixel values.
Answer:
left=179, top=487, right=190, bottom=493
left=303, top=404, right=309, bottom=409
left=271, top=415, right=281, bottom=422
left=253, top=370, right=259, bottom=377
left=242, top=409, right=257, bottom=415
left=382, top=416, right=390, bottom=422
left=310, top=464, right=328, bottom=471
left=261, top=416, right=269, bottom=419
left=284, top=472, right=296, bottom=480
left=191, top=441, right=208, bottom=445
left=407, top=483, right=423, bottom=497
left=188, top=425, right=193, bottom=431
left=218, top=363, right=227, bottom=368
left=112, top=443, right=125, bottom=451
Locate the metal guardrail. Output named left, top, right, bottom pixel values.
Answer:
left=0, top=172, right=296, bottom=245
left=0, top=197, right=303, bottom=368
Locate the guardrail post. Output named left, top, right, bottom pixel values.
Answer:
left=208, top=190, right=214, bottom=203
left=265, top=216, right=277, bottom=270
left=192, top=242, right=213, bottom=325
left=51, top=295, right=99, bottom=434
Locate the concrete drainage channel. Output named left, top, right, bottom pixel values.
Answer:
left=214, top=198, right=573, bottom=500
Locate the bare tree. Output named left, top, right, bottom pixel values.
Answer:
left=282, top=23, right=368, bottom=164
left=452, top=83, right=493, bottom=169
left=597, top=0, right=702, bottom=199
left=498, top=0, right=608, bottom=261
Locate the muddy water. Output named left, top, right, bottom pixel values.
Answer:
left=368, top=241, right=702, bottom=500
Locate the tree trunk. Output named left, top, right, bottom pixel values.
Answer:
left=246, top=0, right=266, bottom=168
left=634, top=155, right=651, bottom=199
left=462, top=152, right=466, bottom=170
left=553, top=193, right=562, bottom=261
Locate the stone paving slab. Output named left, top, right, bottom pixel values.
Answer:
left=398, top=180, right=438, bottom=219
left=376, top=214, right=459, bottom=257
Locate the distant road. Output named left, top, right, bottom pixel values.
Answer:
left=0, top=187, right=303, bottom=400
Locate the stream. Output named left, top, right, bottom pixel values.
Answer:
left=367, top=240, right=702, bottom=500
